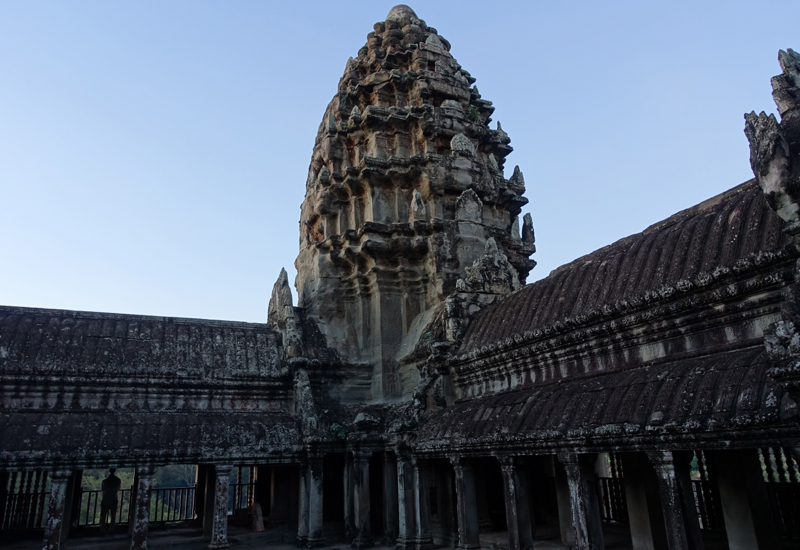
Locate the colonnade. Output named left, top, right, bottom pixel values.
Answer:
left=30, top=446, right=794, bottom=550
left=328, top=447, right=788, bottom=550
left=36, top=464, right=234, bottom=550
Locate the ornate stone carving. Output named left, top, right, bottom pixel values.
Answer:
left=522, top=213, right=534, bottom=245
left=294, top=4, right=535, bottom=398
left=460, top=238, right=521, bottom=295
left=268, top=268, right=304, bottom=358
left=745, top=48, right=800, bottom=233
left=295, top=369, right=321, bottom=439
left=450, top=133, right=475, bottom=157
left=765, top=320, right=800, bottom=404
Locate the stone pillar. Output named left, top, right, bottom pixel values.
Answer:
left=450, top=456, right=480, bottom=550
left=297, top=462, right=310, bottom=546
left=307, top=455, right=325, bottom=547
left=646, top=451, right=702, bottom=550
left=0, top=471, right=9, bottom=533
left=383, top=452, right=399, bottom=545
left=552, top=458, right=574, bottom=546
left=61, top=470, right=81, bottom=543
left=413, top=458, right=434, bottom=550
left=41, top=470, right=71, bottom=550
left=208, top=464, right=233, bottom=549
left=708, top=449, right=779, bottom=550
left=344, top=453, right=355, bottom=543
left=129, top=466, right=155, bottom=550
left=396, top=452, right=416, bottom=550
left=672, top=451, right=705, bottom=550
left=499, top=457, right=534, bottom=550
left=128, top=469, right=139, bottom=536
left=353, top=451, right=373, bottom=549
left=61, top=470, right=82, bottom=542
left=559, top=452, right=604, bottom=550
left=621, top=453, right=664, bottom=550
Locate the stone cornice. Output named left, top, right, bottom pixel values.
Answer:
left=414, top=424, right=800, bottom=457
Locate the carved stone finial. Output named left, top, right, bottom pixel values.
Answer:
left=773, top=48, right=800, bottom=119
left=522, top=213, right=535, bottom=245
left=461, top=237, right=521, bottom=295
left=268, top=268, right=293, bottom=324
left=450, top=133, right=475, bottom=157
left=496, top=121, right=509, bottom=143
left=409, top=190, right=427, bottom=223
left=425, top=33, right=444, bottom=49
left=386, top=4, right=417, bottom=21
left=745, top=48, right=800, bottom=233
left=455, top=188, right=482, bottom=222
left=509, top=165, right=525, bottom=189
left=445, top=237, right=523, bottom=342
left=268, top=269, right=304, bottom=357
left=750, top=49, right=800, bottom=405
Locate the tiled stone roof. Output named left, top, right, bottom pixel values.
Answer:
left=0, top=306, right=284, bottom=379
left=418, top=346, right=784, bottom=449
left=460, top=179, right=787, bottom=353
left=0, top=306, right=297, bottom=467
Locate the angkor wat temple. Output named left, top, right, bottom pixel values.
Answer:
left=3, top=5, right=800, bottom=550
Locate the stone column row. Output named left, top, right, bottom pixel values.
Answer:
left=443, top=450, right=707, bottom=550
left=343, top=449, right=400, bottom=549
left=499, top=457, right=534, bottom=550
left=352, top=451, right=372, bottom=549
left=40, top=464, right=234, bottom=550
left=396, top=451, right=435, bottom=550
left=554, top=449, right=783, bottom=550
left=396, top=452, right=416, bottom=550
left=555, top=451, right=702, bottom=550
left=297, top=456, right=325, bottom=548
left=451, top=456, right=480, bottom=550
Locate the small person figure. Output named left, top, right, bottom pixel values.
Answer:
left=250, top=500, right=264, bottom=532
left=100, top=468, right=122, bottom=535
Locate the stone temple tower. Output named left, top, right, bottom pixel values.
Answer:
left=295, top=5, right=535, bottom=399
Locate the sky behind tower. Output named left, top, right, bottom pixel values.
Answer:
left=0, top=1, right=797, bottom=323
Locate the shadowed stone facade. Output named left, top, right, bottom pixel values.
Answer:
left=2, top=6, right=800, bottom=550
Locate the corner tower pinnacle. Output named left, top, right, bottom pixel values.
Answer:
left=294, top=6, right=535, bottom=399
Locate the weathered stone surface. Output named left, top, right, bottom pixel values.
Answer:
left=745, top=48, right=800, bottom=233
left=458, top=179, right=787, bottom=355
left=294, top=6, right=535, bottom=399
left=416, top=347, right=790, bottom=451
left=2, top=10, right=800, bottom=550
left=745, top=48, right=800, bottom=409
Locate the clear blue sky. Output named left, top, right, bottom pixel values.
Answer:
left=0, top=1, right=797, bottom=323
